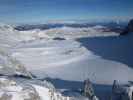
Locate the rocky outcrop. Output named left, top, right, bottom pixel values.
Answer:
left=121, top=19, right=133, bottom=35
left=0, top=78, right=40, bottom=100
left=0, top=77, right=73, bottom=100
left=111, top=80, right=133, bottom=100
left=83, top=79, right=99, bottom=100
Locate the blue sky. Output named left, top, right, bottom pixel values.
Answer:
left=0, top=0, right=133, bottom=23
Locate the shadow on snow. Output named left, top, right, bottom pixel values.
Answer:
left=77, top=33, right=133, bottom=68
left=45, top=77, right=112, bottom=100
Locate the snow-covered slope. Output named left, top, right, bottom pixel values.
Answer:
left=0, top=77, right=74, bottom=100
left=0, top=24, right=97, bottom=100
left=0, top=23, right=132, bottom=100
left=11, top=36, right=133, bottom=85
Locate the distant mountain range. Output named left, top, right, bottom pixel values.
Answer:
left=14, top=21, right=128, bottom=33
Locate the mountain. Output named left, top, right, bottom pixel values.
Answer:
left=121, top=19, right=133, bottom=35
left=0, top=21, right=132, bottom=100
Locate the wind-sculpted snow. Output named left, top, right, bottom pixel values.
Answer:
left=11, top=38, right=133, bottom=85
left=11, top=39, right=99, bottom=78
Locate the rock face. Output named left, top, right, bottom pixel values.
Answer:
left=121, top=19, right=133, bottom=35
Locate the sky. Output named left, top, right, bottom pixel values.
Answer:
left=0, top=0, right=133, bottom=24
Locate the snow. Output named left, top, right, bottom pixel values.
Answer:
left=0, top=77, right=50, bottom=100
left=16, top=25, right=119, bottom=40
left=0, top=77, right=76, bottom=100
left=11, top=39, right=97, bottom=68
left=33, top=85, right=51, bottom=100
left=10, top=34, right=133, bottom=85
left=0, top=23, right=133, bottom=100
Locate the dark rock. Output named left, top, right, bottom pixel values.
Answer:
left=53, top=37, right=66, bottom=40
left=83, top=79, right=94, bottom=99
left=121, top=19, right=133, bottom=35
left=128, top=19, right=133, bottom=32
left=112, top=80, right=121, bottom=94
